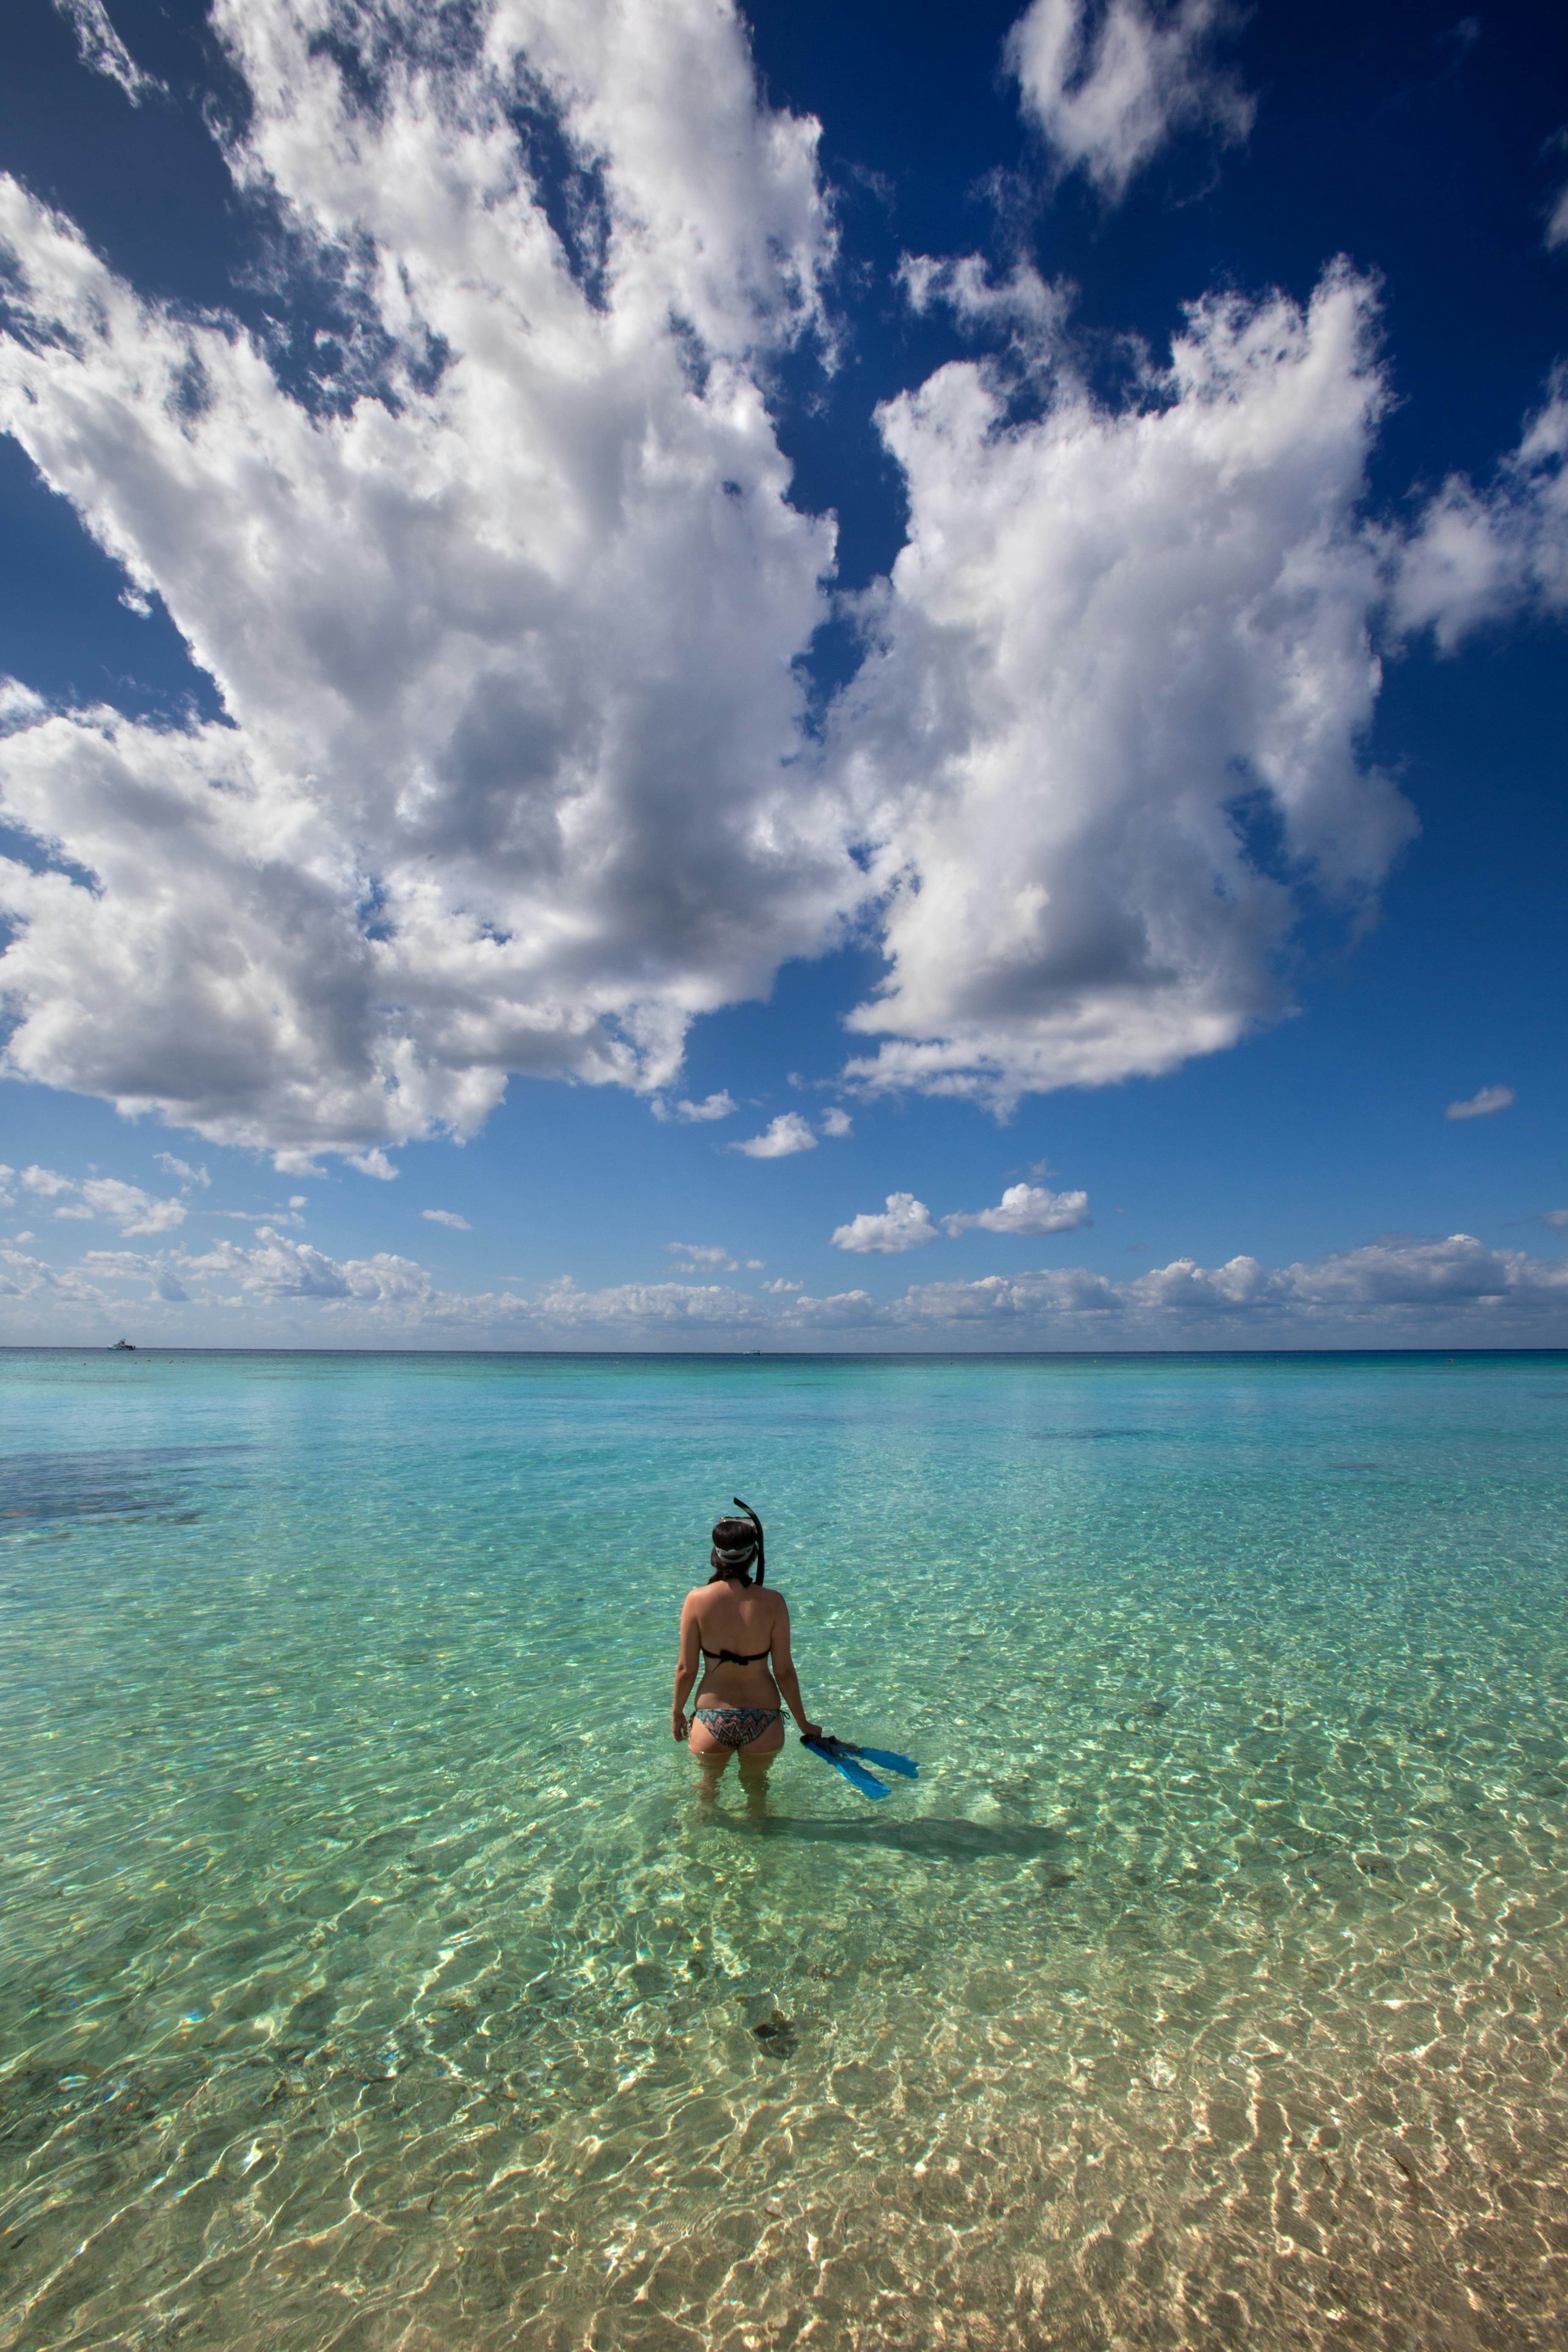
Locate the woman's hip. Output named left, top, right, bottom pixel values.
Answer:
left=688, top=1706, right=785, bottom=1754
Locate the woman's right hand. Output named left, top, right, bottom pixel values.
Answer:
left=798, top=1720, right=823, bottom=1742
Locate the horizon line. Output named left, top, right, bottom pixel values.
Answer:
left=3, top=1345, right=1565, bottom=1362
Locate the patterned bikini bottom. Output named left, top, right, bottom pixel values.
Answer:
left=693, top=1706, right=782, bottom=1751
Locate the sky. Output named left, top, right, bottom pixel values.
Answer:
left=0, top=0, right=1564, bottom=1350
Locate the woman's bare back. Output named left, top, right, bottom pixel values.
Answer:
left=691, top=1581, right=783, bottom=1662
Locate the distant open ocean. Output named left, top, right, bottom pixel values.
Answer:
left=2, top=1348, right=1566, bottom=2350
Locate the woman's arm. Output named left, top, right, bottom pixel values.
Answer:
left=769, top=1598, right=821, bottom=1741
left=672, top=1592, right=702, bottom=1739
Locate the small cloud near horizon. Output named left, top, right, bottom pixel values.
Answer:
left=422, top=1209, right=471, bottom=1229
left=831, top=1193, right=939, bottom=1253
left=1446, top=1084, right=1515, bottom=1121
left=653, top=1091, right=736, bottom=1123
left=732, top=1113, right=817, bottom=1159
left=944, top=1181, right=1090, bottom=1237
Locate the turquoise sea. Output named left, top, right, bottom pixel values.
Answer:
left=2, top=1348, right=1567, bottom=2352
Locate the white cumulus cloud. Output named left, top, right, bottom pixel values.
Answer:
left=819, top=1105, right=853, bottom=1138
left=831, top=1192, right=940, bottom=1254
left=892, top=1264, right=1121, bottom=1325
left=944, top=1181, right=1092, bottom=1236
left=1394, top=375, right=1568, bottom=649
left=527, top=1275, right=764, bottom=1330
left=732, top=1113, right=818, bottom=1159
left=177, top=1226, right=434, bottom=1306
left=668, top=1242, right=739, bottom=1271
left=19, top=1165, right=186, bottom=1234
left=0, top=1245, right=105, bottom=1307
left=1277, top=1233, right=1565, bottom=1313
left=1445, top=1084, right=1515, bottom=1121
left=79, top=1177, right=188, bottom=1235
left=888, top=1233, right=1568, bottom=1331
left=0, top=0, right=841, bottom=1165
left=422, top=1208, right=472, bottom=1229
left=653, top=1092, right=738, bottom=1123
left=833, top=263, right=1415, bottom=1110
left=1006, top=0, right=1254, bottom=203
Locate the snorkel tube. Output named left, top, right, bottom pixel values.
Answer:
left=731, top=1495, right=765, bottom=1584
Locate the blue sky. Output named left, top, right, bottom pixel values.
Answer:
left=0, top=0, right=1564, bottom=1348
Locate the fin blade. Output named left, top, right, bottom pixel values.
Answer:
left=804, top=1738, right=889, bottom=1800
left=845, top=1745, right=919, bottom=1778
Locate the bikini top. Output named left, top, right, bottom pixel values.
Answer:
left=702, top=1644, right=771, bottom=1665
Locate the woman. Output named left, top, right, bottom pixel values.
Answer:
left=672, top=1501, right=820, bottom=1780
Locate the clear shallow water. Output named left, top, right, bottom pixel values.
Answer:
left=2, top=1348, right=1567, bottom=2352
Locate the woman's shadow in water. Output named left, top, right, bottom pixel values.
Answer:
left=710, top=1814, right=1068, bottom=1863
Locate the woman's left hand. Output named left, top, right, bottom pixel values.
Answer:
left=672, top=1709, right=689, bottom=1742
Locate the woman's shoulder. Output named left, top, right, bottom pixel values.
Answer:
left=683, top=1581, right=784, bottom=1609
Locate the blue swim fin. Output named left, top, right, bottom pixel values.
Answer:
left=834, top=1741, right=918, bottom=1779
left=803, top=1736, right=889, bottom=1800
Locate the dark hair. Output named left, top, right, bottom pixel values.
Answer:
left=708, top=1496, right=766, bottom=1584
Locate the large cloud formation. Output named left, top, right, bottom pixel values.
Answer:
left=835, top=260, right=1416, bottom=1107
left=1, top=0, right=842, bottom=1159
left=0, top=0, right=1530, bottom=1161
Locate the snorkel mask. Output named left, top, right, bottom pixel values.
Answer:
left=709, top=1495, right=766, bottom=1582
